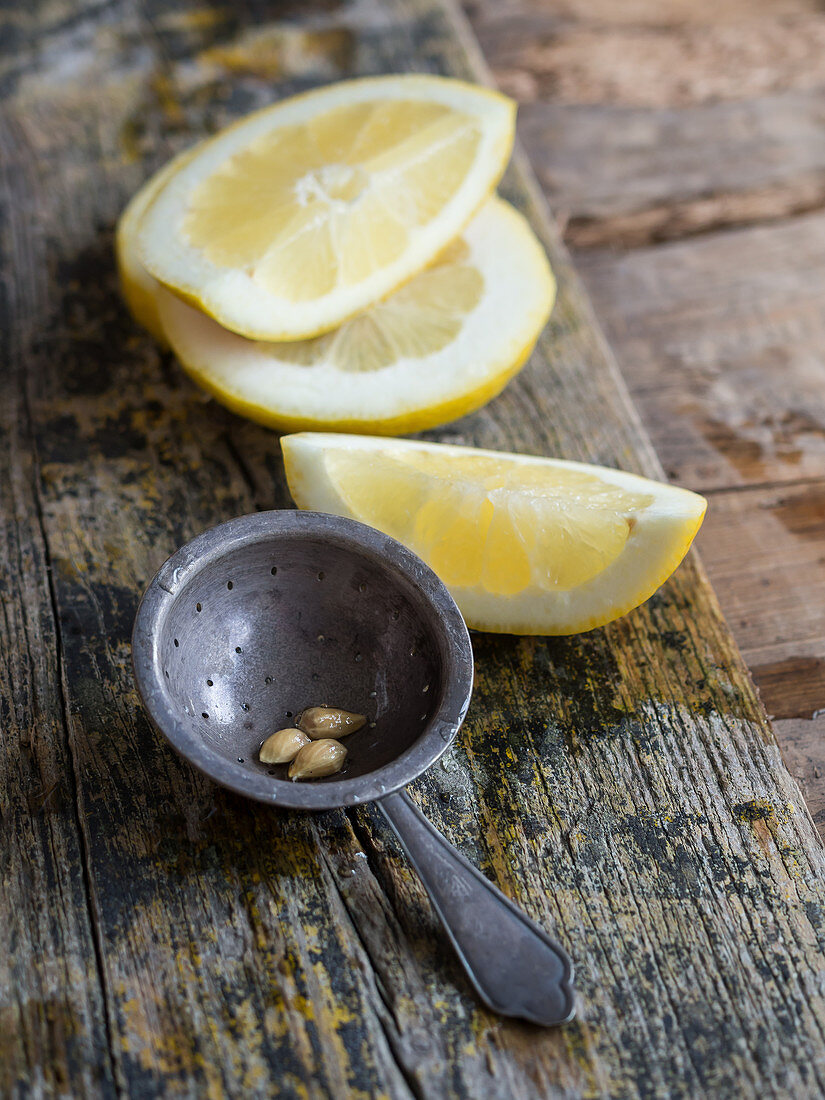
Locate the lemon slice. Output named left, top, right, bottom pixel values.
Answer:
left=154, top=197, right=554, bottom=434
left=116, top=149, right=195, bottom=345
left=282, top=434, right=707, bottom=635
left=138, top=75, right=516, bottom=340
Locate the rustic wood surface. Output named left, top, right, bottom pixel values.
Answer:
left=4, top=0, right=825, bottom=1097
left=467, top=0, right=825, bottom=829
left=573, top=152, right=825, bottom=833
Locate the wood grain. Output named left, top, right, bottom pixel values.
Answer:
left=696, top=483, right=825, bottom=672
left=468, top=0, right=825, bottom=108
left=519, top=93, right=825, bottom=247
left=695, top=482, right=825, bottom=824
left=4, top=0, right=825, bottom=1096
left=574, top=223, right=825, bottom=823
left=0, top=113, right=117, bottom=1100
left=575, top=214, right=825, bottom=491
left=468, top=0, right=825, bottom=245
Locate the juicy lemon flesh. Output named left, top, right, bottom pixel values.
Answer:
left=182, top=100, right=481, bottom=302
left=326, top=451, right=653, bottom=596
left=256, top=237, right=483, bottom=372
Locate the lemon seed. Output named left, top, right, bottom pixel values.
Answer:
left=259, top=727, right=310, bottom=765
left=299, top=707, right=366, bottom=739
left=289, top=739, right=347, bottom=781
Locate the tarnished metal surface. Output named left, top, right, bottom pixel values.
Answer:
left=132, top=510, right=473, bottom=809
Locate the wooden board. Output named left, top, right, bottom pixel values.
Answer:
left=469, top=0, right=825, bottom=109
left=695, top=482, right=825, bottom=825
left=469, top=0, right=825, bottom=244
left=571, top=221, right=825, bottom=837
left=517, top=93, right=825, bottom=247
left=4, top=0, right=825, bottom=1096
left=574, top=214, right=825, bottom=492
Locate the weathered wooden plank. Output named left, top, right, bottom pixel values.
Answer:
left=467, top=0, right=825, bottom=245
left=575, top=213, right=825, bottom=492
left=573, top=215, right=825, bottom=831
left=464, top=0, right=821, bottom=33
left=2, top=98, right=422, bottom=1097
left=468, top=0, right=825, bottom=108
left=0, top=118, right=116, bottom=1098
left=518, top=93, right=825, bottom=247
left=5, top=0, right=825, bottom=1098
left=4, top=3, right=587, bottom=1096
left=575, top=219, right=825, bottom=831
left=696, top=482, right=825, bottom=677
left=694, top=480, right=825, bottom=826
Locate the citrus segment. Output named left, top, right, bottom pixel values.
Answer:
left=281, top=434, right=707, bottom=635
left=138, top=76, right=516, bottom=340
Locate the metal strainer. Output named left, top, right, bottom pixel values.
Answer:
left=132, top=510, right=574, bottom=1026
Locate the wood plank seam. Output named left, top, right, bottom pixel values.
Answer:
left=701, top=475, right=825, bottom=497
left=564, top=174, right=825, bottom=250
left=313, top=837, right=422, bottom=1100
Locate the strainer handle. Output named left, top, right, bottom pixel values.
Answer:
left=378, top=789, right=575, bottom=1027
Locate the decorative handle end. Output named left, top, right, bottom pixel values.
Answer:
left=379, top=789, right=576, bottom=1027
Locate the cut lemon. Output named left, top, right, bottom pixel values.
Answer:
left=116, top=149, right=194, bottom=345
left=282, top=434, right=707, bottom=634
left=154, top=197, right=554, bottom=434
left=138, top=75, right=516, bottom=340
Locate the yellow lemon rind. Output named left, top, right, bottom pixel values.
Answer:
left=170, top=334, right=540, bottom=437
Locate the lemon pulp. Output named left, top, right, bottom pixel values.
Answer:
left=256, top=238, right=483, bottom=371
left=182, top=100, right=481, bottom=302
left=326, top=450, right=653, bottom=595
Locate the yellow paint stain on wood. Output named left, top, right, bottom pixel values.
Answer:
left=230, top=999, right=270, bottom=1093
left=156, top=9, right=227, bottom=33
left=149, top=72, right=186, bottom=127
left=199, top=27, right=352, bottom=81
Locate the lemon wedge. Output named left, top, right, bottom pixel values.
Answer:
left=137, top=75, right=515, bottom=340
left=282, top=434, right=707, bottom=634
left=153, top=197, right=554, bottom=434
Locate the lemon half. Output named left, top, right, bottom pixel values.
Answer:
left=137, top=76, right=515, bottom=340
left=282, top=434, right=707, bottom=634
left=154, top=197, right=554, bottom=434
